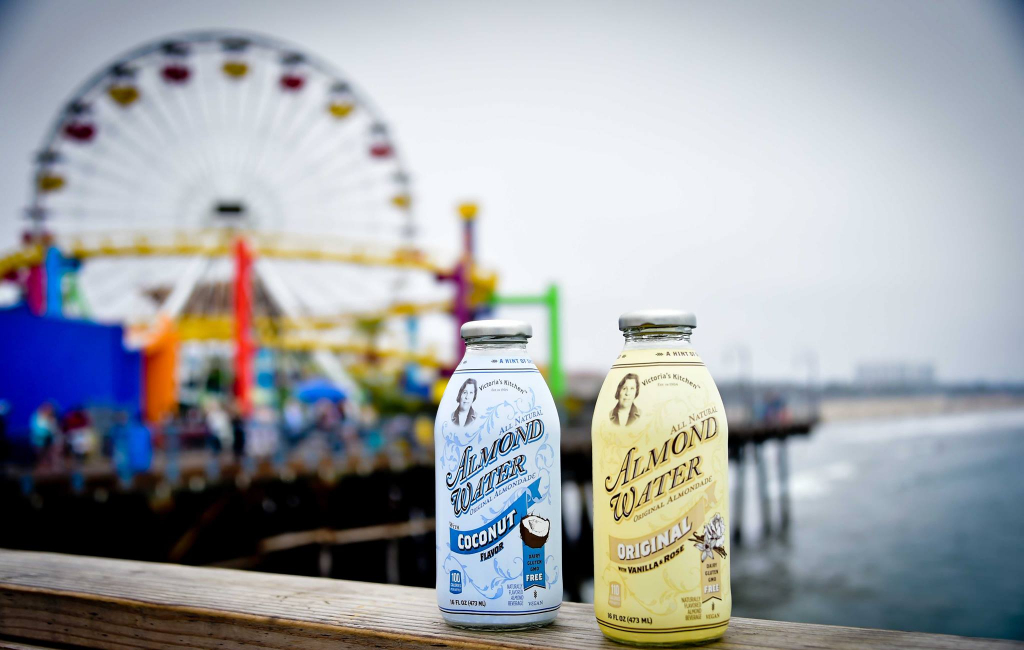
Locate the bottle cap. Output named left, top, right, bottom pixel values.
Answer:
left=461, top=319, right=533, bottom=339
left=618, top=309, right=697, bottom=330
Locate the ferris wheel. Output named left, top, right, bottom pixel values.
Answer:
left=22, top=30, right=458, bottom=369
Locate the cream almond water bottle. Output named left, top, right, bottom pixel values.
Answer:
left=435, top=320, right=562, bottom=629
left=592, top=310, right=730, bottom=645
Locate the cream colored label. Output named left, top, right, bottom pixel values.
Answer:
left=592, top=348, right=730, bottom=639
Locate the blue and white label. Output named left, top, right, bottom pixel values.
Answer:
left=435, top=353, right=562, bottom=616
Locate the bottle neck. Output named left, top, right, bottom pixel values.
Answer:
left=621, top=325, right=693, bottom=351
left=463, top=337, right=530, bottom=355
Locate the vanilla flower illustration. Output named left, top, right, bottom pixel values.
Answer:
left=706, top=513, right=725, bottom=545
left=695, top=537, right=716, bottom=562
left=690, top=512, right=728, bottom=561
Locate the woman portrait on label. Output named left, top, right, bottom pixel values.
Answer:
left=451, top=378, right=478, bottom=427
left=610, top=373, right=641, bottom=426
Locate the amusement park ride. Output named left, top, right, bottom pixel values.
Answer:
left=0, top=31, right=565, bottom=425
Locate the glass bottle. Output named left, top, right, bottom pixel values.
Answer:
left=592, top=310, right=730, bottom=645
left=435, top=319, right=562, bottom=629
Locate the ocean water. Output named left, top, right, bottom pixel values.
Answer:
left=730, top=408, right=1024, bottom=641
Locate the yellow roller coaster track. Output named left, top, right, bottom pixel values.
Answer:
left=174, top=321, right=446, bottom=368
left=171, top=302, right=452, bottom=340
left=1, top=230, right=497, bottom=365
left=0, top=230, right=459, bottom=276
left=0, top=244, right=44, bottom=278
left=0, top=231, right=497, bottom=303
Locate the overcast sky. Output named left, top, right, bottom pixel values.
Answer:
left=1, top=0, right=1022, bottom=382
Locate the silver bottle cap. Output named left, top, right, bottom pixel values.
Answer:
left=618, top=309, right=697, bottom=330
left=461, top=319, right=533, bottom=339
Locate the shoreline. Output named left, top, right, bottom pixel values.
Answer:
left=818, top=393, right=1024, bottom=422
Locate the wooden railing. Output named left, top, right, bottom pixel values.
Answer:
left=0, top=550, right=1016, bottom=649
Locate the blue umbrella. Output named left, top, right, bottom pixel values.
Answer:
left=295, top=378, right=346, bottom=403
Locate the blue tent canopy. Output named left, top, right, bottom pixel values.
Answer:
left=295, top=378, right=346, bottom=403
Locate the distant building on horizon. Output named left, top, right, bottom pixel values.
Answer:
left=854, top=362, right=936, bottom=389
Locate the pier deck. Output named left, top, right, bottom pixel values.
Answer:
left=3, top=419, right=815, bottom=492
left=0, top=550, right=1015, bottom=650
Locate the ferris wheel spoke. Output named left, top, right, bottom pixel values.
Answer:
left=305, top=218, right=401, bottom=242
left=161, top=84, right=222, bottom=185
left=248, top=94, right=330, bottom=186
left=236, top=62, right=293, bottom=186
left=67, top=206, right=178, bottom=227
left=325, top=264, right=403, bottom=305
left=279, top=121, right=373, bottom=184
left=88, top=102, right=192, bottom=189
left=276, top=164, right=385, bottom=213
left=272, top=264, right=333, bottom=317
left=98, top=88, right=193, bottom=180
left=171, top=67, right=220, bottom=177
left=269, top=123, right=371, bottom=191
left=290, top=182, right=397, bottom=220
left=156, top=255, right=210, bottom=318
left=285, top=191, right=397, bottom=227
left=193, top=59, right=238, bottom=180
left=251, top=91, right=316, bottom=179
left=292, top=265, right=384, bottom=315
left=286, top=165, right=389, bottom=199
left=244, top=101, right=304, bottom=189
left=60, top=125, right=176, bottom=198
left=88, top=134, right=191, bottom=200
left=54, top=153, right=166, bottom=201
left=270, top=110, right=374, bottom=179
left=148, top=97, right=219, bottom=189
left=230, top=54, right=277, bottom=182
left=83, top=258, right=170, bottom=320
left=277, top=267, right=330, bottom=319
left=132, top=88, right=216, bottom=191
left=207, top=56, right=234, bottom=170
left=219, top=70, right=253, bottom=187
left=275, top=78, right=361, bottom=160
left=43, top=199, right=175, bottom=223
left=281, top=151, right=389, bottom=201
left=42, top=182, right=172, bottom=209
left=54, top=156, right=205, bottom=219
left=273, top=95, right=328, bottom=151
left=227, top=72, right=267, bottom=179
left=267, top=117, right=336, bottom=178
left=83, top=275, right=145, bottom=319
left=268, top=87, right=321, bottom=148
left=273, top=137, right=374, bottom=192
left=294, top=261, right=380, bottom=311
left=301, top=203, right=404, bottom=234
left=255, top=259, right=312, bottom=320
left=180, top=72, right=225, bottom=180
left=121, top=102, right=205, bottom=191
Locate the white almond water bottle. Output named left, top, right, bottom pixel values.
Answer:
left=435, top=319, right=562, bottom=629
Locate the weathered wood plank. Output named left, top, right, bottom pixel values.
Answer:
left=0, top=641, right=56, bottom=650
left=209, top=519, right=437, bottom=570
left=0, top=550, right=1017, bottom=650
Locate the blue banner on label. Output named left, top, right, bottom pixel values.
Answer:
left=523, top=543, right=546, bottom=589
left=450, top=479, right=543, bottom=555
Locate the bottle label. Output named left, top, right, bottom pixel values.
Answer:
left=435, top=355, right=562, bottom=616
left=592, top=348, right=730, bottom=638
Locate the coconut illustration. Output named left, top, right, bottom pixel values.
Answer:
left=520, top=514, right=550, bottom=549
